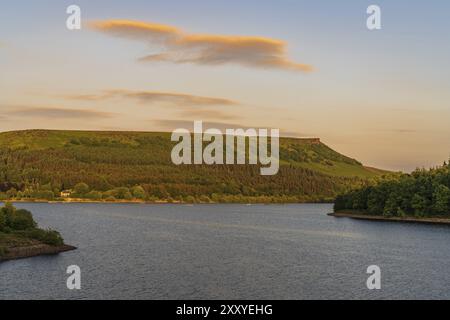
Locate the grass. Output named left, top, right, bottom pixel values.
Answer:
left=0, top=129, right=391, bottom=202
left=0, top=129, right=385, bottom=178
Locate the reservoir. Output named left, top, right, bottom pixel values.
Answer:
left=1, top=203, right=449, bottom=299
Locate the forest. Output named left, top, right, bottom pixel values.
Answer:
left=0, top=130, right=388, bottom=203
left=334, top=162, right=450, bottom=217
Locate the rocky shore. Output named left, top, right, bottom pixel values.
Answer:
left=329, top=211, right=450, bottom=225
left=0, top=244, right=77, bottom=262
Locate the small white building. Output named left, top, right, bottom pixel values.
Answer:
left=60, top=190, right=72, bottom=198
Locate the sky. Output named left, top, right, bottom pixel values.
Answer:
left=0, top=0, right=449, bottom=172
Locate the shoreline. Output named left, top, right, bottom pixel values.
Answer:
left=329, top=211, right=450, bottom=225
left=4, top=199, right=332, bottom=205
left=0, top=244, right=77, bottom=263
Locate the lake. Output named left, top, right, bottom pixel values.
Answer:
left=1, top=203, right=449, bottom=300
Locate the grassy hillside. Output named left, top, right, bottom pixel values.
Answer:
left=0, top=130, right=389, bottom=203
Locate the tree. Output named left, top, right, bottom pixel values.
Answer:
left=384, top=193, right=401, bottom=217
left=432, top=184, right=450, bottom=215
left=124, top=191, right=133, bottom=200
left=411, top=194, right=428, bottom=217
left=6, top=188, right=17, bottom=199
left=10, top=209, right=36, bottom=230
left=85, top=190, right=102, bottom=200
left=112, top=187, right=130, bottom=199
left=1, top=202, right=16, bottom=227
left=36, top=190, right=55, bottom=200
left=184, top=195, right=196, bottom=203
left=74, top=182, right=90, bottom=196
left=199, top=195, right=211, bottom=203
left=367, top=189, right=386, bottom=215
left=132, top=186, right=146, bottom=199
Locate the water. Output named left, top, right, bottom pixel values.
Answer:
left=0, top=203, right=449, bottom=300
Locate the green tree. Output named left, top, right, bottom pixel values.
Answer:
left=432, top=184, right=450, bottom=215
left=6, top=188, right=17, bottom=199
left=384, top=193, right=401, bottom=217
left=1, top=202, right=16, bottom=227
left=74, top=182, right=90, bottom=196
left=199, top=195, right=211, bottom=203
left=367, top=189, right=386, bottom=215
left=10, top=209, right=36, bottom=230
left=132, top=186, right=146, bottom=199
left=124, top=191, right=133, bottom=200
left=112, top=187, right=130, bottom=199
left=35, top=190, right=54, bottom=200
left=411, top=194, right=428, bottom=217
left=85, top=190, right=102, bottom=200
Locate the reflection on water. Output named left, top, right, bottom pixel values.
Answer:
left=0, top=203, right=449, bottom=299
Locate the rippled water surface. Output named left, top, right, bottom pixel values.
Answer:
left=1, top=203, right=449, bottom=299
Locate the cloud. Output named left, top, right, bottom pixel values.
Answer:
left=7, top=107, right=115, bottom=119
left=89, top=19, right=313, bottom=72
left=151, top=120, right=305, bottom=137
left=152, top=120, right=252, bottom=132
left=64, top=89, right=238, bottom=107
left=62, top=90, right=238, bottom=120
left=177, top=108, right=237, bottom=120
left=392, top=129, right=418, bottom=134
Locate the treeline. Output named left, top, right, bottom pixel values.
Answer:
left=334, top=162, right=450, bottom=217
left=0, top=168, right=363, bottom=203
left=0, top=130, right=381, bottom=203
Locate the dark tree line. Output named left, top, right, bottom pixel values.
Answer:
left=334, top=162, right=450, bottom=217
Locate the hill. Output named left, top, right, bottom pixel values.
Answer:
left=0, top=130, right=390, bottom=203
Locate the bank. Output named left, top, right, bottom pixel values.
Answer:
left=0, top=242, right=76, bottom=262
left=329, top=211, right=450, bottom=225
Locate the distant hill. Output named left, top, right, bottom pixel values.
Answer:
left=0, top=130, right=390, bottom=203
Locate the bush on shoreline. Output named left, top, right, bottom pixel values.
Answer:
left=0, top=203, right=64, bottom=247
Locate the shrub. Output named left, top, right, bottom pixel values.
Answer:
left=199, top=195, right=211, bottom=203
left=1, top=202, right=16, bottom=227
left=85, top=190, right=102, bottom=200
left=23, top=228, right=64, bottom=246
left=9, top=209, right=37, bottom=230
left=33, top=190, right=55, bottom=200
left=73, top=182, right=90, bottom=196
left=124, top=191, right=133, bottom=200
left=112, top=187, right=130, bottom=199
left=184, top=195, right=196, bottom=204
left=132, top=186, right=146, bottom=199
